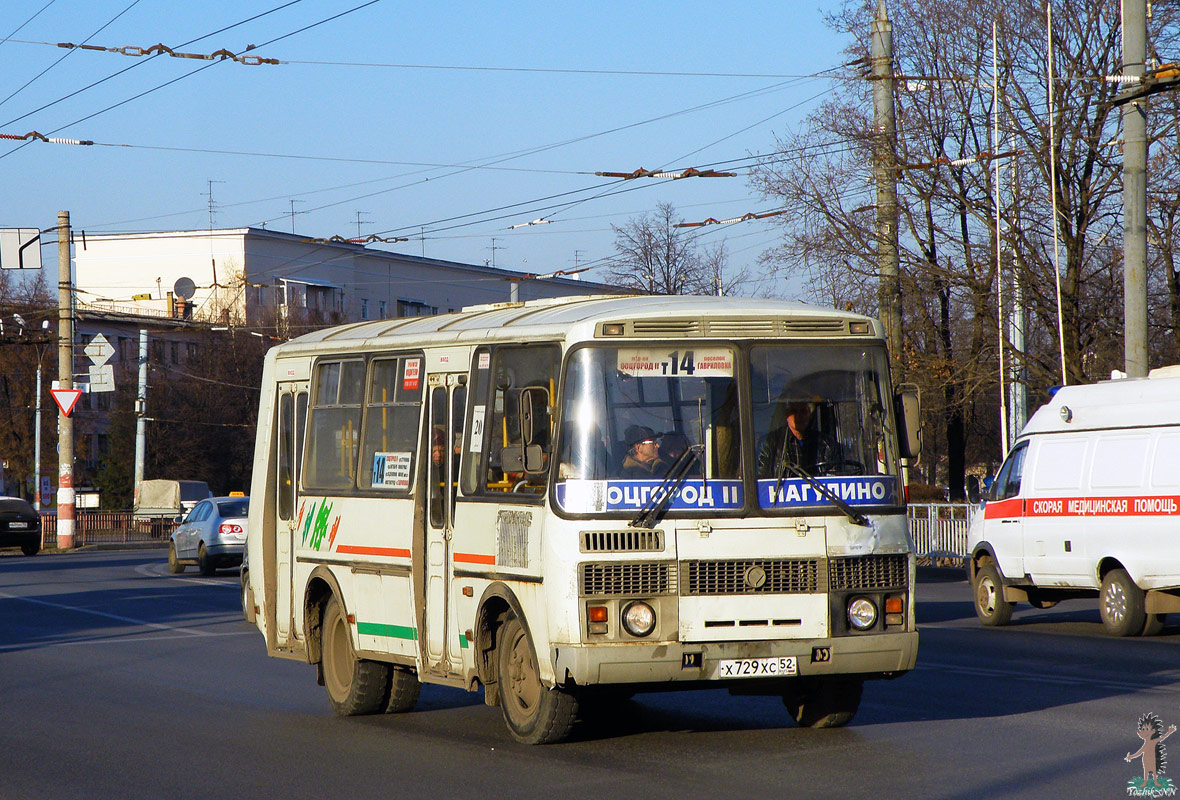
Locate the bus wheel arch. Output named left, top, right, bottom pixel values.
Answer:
left=473, top=583, right=530, bottom=708
left=304, top=567, right=346, bottom=666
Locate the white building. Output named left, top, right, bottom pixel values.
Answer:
left=74, top=227, right=617, bottom=333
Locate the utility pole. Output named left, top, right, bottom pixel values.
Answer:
left=33, top=362, right=41, bottom=511
left=872, top=0, right=903, bottom=373
left=56, top=211, right=74, bottom=550
left=1123, top=0, right=1148, bottom=377
left=134, top=329, right=148, bottom=501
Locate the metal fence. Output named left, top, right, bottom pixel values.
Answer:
left=908, top=503, right=976, bottom=560
left=40, top=511, right=177, bottom=548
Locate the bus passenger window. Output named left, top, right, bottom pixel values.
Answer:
left=361, top=356, right=424, bottom=492
left=305, top=360, right=365, bottom=490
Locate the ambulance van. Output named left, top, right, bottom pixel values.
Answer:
left=967, top=365, right=1180, bottom=636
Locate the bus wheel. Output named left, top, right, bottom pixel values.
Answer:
left=321, top=596, right=390, bottom=716
left=782, top=676, right=863, bottom=728
left=384, top=667, right=421, bottom=713
left=497, top=614, right=577, bottom=744
left=168, top=544, right=185, bottom=574
left=973, top=563, right=1013, bottom=626
left=1100, top=569, right=1146, bottom=637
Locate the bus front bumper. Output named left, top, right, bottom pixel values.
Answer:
left=553, top=630, right=918, bottom=686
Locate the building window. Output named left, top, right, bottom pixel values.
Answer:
left=379, top=300, right=387, bottom=319
left=361, top=298, right=369, bottom=320
left=170, top=341, right=180, bottom=364
left=397, top=299, right=436, bottom=317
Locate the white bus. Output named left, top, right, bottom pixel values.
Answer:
left=245, top=294, right=921, bottom=743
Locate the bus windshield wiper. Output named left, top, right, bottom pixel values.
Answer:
left=777, top=461, right=870, bottom=527
left=630, top=445, right=702, bottom=529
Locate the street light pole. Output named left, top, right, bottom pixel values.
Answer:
left=33, top=363, right=41, bottom=511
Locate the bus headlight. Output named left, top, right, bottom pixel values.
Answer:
left=847, top=597, right=878, bottom=630
left=621, top=601, right=656, bottom=637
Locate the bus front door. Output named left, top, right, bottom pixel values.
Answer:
left=422, top=375, right=466, bottom=676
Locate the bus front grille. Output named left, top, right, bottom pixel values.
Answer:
left=828, top=554, right=908, bottom=590
left=580, top=529, right=664, bottom=553
left=681, top=558, right=819, bottom=595
left=580, top=562, right=675, bottom=596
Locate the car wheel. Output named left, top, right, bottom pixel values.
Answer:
left=168, top=543, right=185, bottom=574
left=198, top=544, right=216, bottom=576
left=782, top=676, right=863, bottom=728
left=497, top=614, right=578, bottom=744
left=973, top=562, right=1013, bottom=626
left=321, top=596, right=390, bottom=716
left=20, top=542, right=40, bottom=556
left=1101, top=568, right=1147, bottom=637
left=384, top=667, right=421, bottom=713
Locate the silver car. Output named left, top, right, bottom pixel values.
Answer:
left=168, top=496, right=248, bottom=576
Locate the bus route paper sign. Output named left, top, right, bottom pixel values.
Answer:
left=402, top=358, right=421, bottom=392
left=616, top=347, right=733, bottom=378
left=371, top=452, right=412, bottom=490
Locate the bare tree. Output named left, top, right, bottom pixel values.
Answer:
left=606, top=203, right=748, bottom=295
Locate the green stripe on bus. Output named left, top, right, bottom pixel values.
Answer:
left=459, top=633, right=469, bottom=649
left=357, top=622, right=418, bottom=641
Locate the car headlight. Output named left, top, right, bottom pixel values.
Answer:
left=848, top=596, right=878, bottom=630
left=621, top=601, right=656, bottom=637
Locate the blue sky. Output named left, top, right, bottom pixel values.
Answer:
left=1, top=1, right=854, bottom=297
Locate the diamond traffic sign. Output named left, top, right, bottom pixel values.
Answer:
left=84, top=334, right=115, bottom=365
left=51, top=388, right=83, bottom=417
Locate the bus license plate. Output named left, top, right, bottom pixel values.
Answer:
left=717, top=656, right=797, bottom=678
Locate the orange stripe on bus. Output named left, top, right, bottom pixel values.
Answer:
left=454, top=552, right=496, bottom=565
left=335, top=545, right=411, bottom=558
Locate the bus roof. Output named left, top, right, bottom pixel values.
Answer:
left=1020, top=365, right=1180, bottom=436
left=275, top=294, right=884, bottom=354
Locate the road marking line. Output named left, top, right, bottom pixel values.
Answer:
left=134, top=562, right=238, bottom=587
left=0, top=590, right=214, bottom=636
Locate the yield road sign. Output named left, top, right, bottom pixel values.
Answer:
left=84, top=333, right=115, bottom=365
left=50, top=389, right=83, bottom=417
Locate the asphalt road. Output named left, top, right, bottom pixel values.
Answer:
left=2, top=550, right=1178, bottom=799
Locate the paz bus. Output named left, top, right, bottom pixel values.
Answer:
left=244, top=294, right=922, bottom=744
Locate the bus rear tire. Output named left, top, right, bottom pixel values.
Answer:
left=1142, top=613, right=1167, bottom=636
left=973, top=563, right=1013, bottom=626
left=782, top=676, right=863, bottom=728
left=384, top=667, right=421, bottom=713
left=1101, top=569, right=1146, bottom=637
left=497, top=614, right=577, bottom=744
left=322, top=596, right=390, bottom=716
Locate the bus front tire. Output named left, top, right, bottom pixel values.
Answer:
left=782, top=676, right=863, bottom=728
left=322, top=596, right=390, bottom=716
left=497, top=614, right=577, bottom=744
left=1100, top=568, right=1146, bottom=637
left=973, top=563, right=1013, bottom=626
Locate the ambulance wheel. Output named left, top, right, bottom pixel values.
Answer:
left=1142, top=614, right=1167, bottom=637
left=1100, top=569, right=1146, bottom=637
left=782, top=676, right=863, bottom=728
left=973, top=563, right=1013, bottom=626
left=497, top=614, right=578, bottom=744
left=321, top=596, right=390, bottom=716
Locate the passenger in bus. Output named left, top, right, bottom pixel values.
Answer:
left=658, top=432, right=699, bottom=476
left=620, top=425, right=668, bottom=479
left=757, top=398, right=840, bottom=477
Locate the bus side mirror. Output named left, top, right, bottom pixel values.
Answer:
left=519, top=386, right=550, bottom=447
left=894, top=384, right=921, bottom=460
left=501, top=444, right=545, bottom=473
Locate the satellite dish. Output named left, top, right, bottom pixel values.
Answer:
left=173, top=277, right=196, bottom=300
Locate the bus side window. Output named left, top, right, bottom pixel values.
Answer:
left=476, top=344, right=560, bottom=495
left=305, top=360, right=365, bottom=490
left=361, top=356, right=423, bottom=492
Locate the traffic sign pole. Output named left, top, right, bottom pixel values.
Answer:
left=56, top=211, right=74, bottom=550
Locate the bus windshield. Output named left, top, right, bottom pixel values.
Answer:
left=554, top=343, right=900, bottom=515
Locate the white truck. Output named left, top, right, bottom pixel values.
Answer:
left=134, top=479, right=211, bottom=519
left=967, top=366, right=1180, bottom=636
